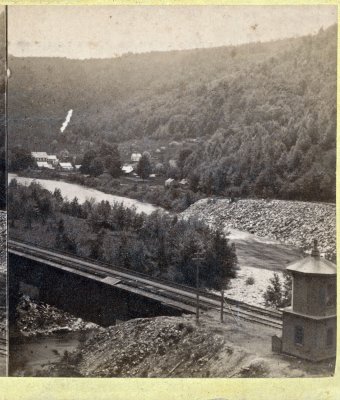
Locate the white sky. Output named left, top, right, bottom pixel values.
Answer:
left=8, top=5, right=337, bottom=59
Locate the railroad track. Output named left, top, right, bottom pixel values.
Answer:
left=9, top=239, right=283, bottom=330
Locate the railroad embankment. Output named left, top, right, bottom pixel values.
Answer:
left=182, top=198, right=336, bottom=260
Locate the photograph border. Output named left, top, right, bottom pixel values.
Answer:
left=0, top=1, right=339, bottom=399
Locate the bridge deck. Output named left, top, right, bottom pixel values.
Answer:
left=9, top=239, right=283, bottom=329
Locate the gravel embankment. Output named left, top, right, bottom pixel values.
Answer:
left=49, top=313, right=335, bottom=378
left=182, top=198, right=336, bottom=260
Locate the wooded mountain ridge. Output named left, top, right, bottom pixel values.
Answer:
left=9, top=24, right=337, bottom=202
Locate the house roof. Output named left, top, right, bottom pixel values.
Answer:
left=287, top=240, right=336, bottom=276
left=59, top=162, right=73, bottom=168
left=122, top=165, right=134, bottom=174
left=131, top=153, right=142, bottom=162
left=32, top=152, right=48, bottom=158
left=37, top=161, right=53, bottom=169
left=47, top=155, right=58, bottom=160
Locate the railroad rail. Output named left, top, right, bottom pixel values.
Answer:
left=9, top=238, right=283, bottom=330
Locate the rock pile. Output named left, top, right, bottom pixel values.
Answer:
left=49, top=314, right=335, bottom=378
left=62, top=315, right=264, bottom=378
left=17, top=296, right=99, bottom=336
left=182, top=198, right=336, bottom=261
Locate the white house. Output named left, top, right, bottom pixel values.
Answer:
left=37, top=161, right=53, bottom=169
left=31, top=152, right=48, bottom=162
left=165, top=178, right=175, bottom=187
left=59, top=162, right=74, bottom=171
left=131, top=153, right=142, bottom=163
left=122, top=164, right=134, bottom=174
left=46, top=155, right=59, bottom=167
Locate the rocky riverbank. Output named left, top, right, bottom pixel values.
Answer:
left=182, top=198, right=336, bottom=261
left=16, top=296, right=99, bottom=337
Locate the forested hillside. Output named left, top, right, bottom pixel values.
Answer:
left=9, top=24, right=337, bottom=202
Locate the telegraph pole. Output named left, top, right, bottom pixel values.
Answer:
left=196, top=263, right=199, bottom=323
left=220, top=289, right=224, bottom=322
left=193, top=252, right=204, bottom=324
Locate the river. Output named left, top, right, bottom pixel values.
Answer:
left=8, top=174, right=161, bottom=215
left=10, top=330, right=95, bottom=376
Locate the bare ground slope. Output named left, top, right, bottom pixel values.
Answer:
left=182, top=198, right=336, bottom=263
left=51, top=312, right=334, bottom=378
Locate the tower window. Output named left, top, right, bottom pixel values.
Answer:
left=326, top=328, right=334, bottom=347
left=294, top=326, right=304, bottom=345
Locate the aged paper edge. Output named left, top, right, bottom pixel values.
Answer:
left=0, top=1, right=338, bottom=399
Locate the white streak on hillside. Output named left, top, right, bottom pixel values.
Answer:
left=60, top=109, right=73, bottom=133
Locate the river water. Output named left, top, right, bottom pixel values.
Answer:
left=9, top=174, right=161, bottom=215
left=10, top=330, right=95, bottom=376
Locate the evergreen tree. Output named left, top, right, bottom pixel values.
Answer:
left=136, top=153, right=152, bottom=180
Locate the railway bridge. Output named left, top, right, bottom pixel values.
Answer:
left=8, top=239, right=283, bottom=329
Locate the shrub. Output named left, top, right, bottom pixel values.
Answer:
left=245, top=276, right=255, bottom=285
left=263, top=272, right=292, bottom=309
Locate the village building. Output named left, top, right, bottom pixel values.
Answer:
left=165, top=178, right=175, bottom=187
left=131, top=153, right=142, bottom=163
left=59, top=162, right=74, bottom=171
left=31, top=152, right=48, bottom=162
left=122, top=164, right=134, bottom=174
left=46, top=155, right=59, bottom=167
left=36, top=161, right=53, bottom=169
left=277, top=240, right=336, bottom=361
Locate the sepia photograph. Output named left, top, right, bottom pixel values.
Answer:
left=6, top=5, right=337, bottom=378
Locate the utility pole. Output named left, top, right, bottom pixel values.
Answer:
left=220, top=289, right=224, bottom=323
left=196, top=263, right=199, bottom=323
left=193, top=252, right=204, bottom=324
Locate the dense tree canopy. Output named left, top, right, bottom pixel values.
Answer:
left=9, top=181, right=238, bottom=290
left=9, top=24, right=337, bottom=202
left=80, top=141, right=121, bottom=177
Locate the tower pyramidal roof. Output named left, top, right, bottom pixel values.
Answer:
left=286, top=239, right=336, bottom=276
